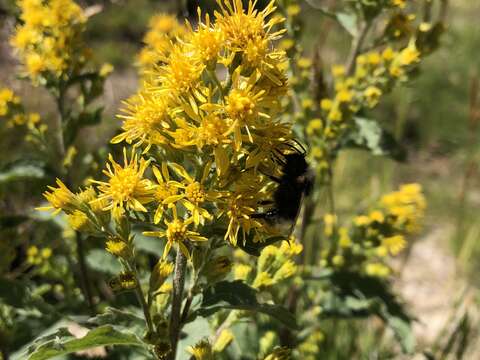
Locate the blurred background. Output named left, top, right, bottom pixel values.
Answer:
left=1, top=0, right=479, bottom=356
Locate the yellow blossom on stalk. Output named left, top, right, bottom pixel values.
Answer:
left=189, top=11, right=224, bottom=66
left=365, top=262, right=391, bottom=277
left=234, top=263, right=253, bottom=280
left=154, top=43, right=205, bottom=101
left=137, top=13, right=188, bottom=72
left=398, top=42, right=421, bottom=65
left=90, top=148, right=155, bottom=220
left=391, top=0, right=407, bottom=8
left=165, top=162, right=222, bottom=225
left=38, top=179, right=79, bottom=214
left=151, top=163, right=178, bottom=224
left=364, top=86, right=382, bottom=108
left=10, top=0, right=87, bottom=83
left=143, top=206, right=208, bottom=259
left=188, top=339, right=214, bottom=360
left=215, top=0, right=286, bottom=76
left=113, top=92, right=173, bottom=150
left=323, top=213, right=337, bottom=237
left=382, top=235, right=407, bottom=255
left=105, top=239, right=128, bottom=258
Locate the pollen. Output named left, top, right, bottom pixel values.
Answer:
left=108, top=167, right=140, bottom=203
left=185, top=182, right=206, bottom=204
left=226, top=89, right=256, bottom=119
left=166, top=219, right=188, bottom=243
left=155, top=183, right=177, bottom=202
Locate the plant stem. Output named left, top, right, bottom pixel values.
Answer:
left=346, top=20, right=371, bottom=76
left=75, top=233, right=95, bottom=314
left=169, top=246, right=187, bottom=359
left=131, top=263, right=155, bottom=335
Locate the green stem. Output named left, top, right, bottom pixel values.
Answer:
left=75, top=233, right=95, bottom=315
left=169, top=246, right=188, bottom=359
left=346, top=20, right=372, bottom=75
left=131, top=262, right=155, bottom=335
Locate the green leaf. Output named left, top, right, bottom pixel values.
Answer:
left=0, top=162, right=46, bottom=184
left=25, top=325, right=144, bottom=360
left=87, top=307, right=145, bottom=327
left=314, top=271, right=415, bottom=354
left=343, top=117, right=407, bottom=161
left=86, top=249, right=122, bottom=275
left=133, top=231, right=165, bottom=255
left=336, top=12, right=358, bottom=37
left=195, top=281, right=297, bottom=329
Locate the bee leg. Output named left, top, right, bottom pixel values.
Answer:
left=251, top=209, right=278, bottom=222
left=266, top=174, right=281, bottom=183
left=258, top=200, right=274, bottom=206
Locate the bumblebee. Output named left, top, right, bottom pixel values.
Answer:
left=239, top=142, right=314, bottom=255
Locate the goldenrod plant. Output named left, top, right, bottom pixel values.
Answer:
left=0, top=0, right=448, bottom=359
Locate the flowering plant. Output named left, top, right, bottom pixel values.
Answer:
left=0, top=0, right=446, bottom=359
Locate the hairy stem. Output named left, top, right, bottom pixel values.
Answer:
left=169, top=247, right=188, bottom=359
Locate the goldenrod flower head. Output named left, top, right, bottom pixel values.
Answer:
left=188, top=339, right=214, bottom=360
left=338, top=227, right=352, bottom=248
left=382, top=235, right=407, bottom=255
left=215, top=0, right=285, bottom=70
left=234, top=263, right=253, bottom=280
left=151, top=164, right=178, bottom=224
left=365, top=262, right=391, bottom=277
left=114, top=92, right=172, bottom=150
left=143, top=206, right=208, bottom=259
left=90, top=148, right=154, bottom=220
left=391, top=0, right=406, bottom=8
left=258, top=245, right=278, bottom=272
left=190, top=12, right=224, bottom=66
left=167, top=162, right=221, bottom=225
left=39, top=178, right=79, bottom=214
left=154, top=43, right=205, bottom=99
left=213, top=329, right=234, bottom=353
left=66, top=210, right=90, bottom=232
left=364, top=86, right=383, bottom=108
left=273, top=260, right=297, bottom=281
left=105, top=239, right=129, bottom=258
left=323, top=213, right=337, bottom=237
left=253, top=271, right=274, bottom=289
left=398, top=42, right=420, bottom=66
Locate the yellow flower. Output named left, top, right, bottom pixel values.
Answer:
left=154, top=43, right=205, bottom=99
left=215, top=0, right=285, bottom=72
left=105, top=239, right=129, bottom=258
left=90, top=148, right=155, bottom=220
left=189, top=12, right=224, bottom=66
left=323, top=213, right=337, bottom=236
left=331, top=65, right=346, bottom=77
left=364, top=86, right=382, bottom=108
left=113, top=92, right=172, bottom=150
left=286, top=4, right=301, bottom=17
left=143, top=206, right=208, bottom=259
left=234, top=263, right=252, bottom=280
left=188, top=339, right=213, bottom=360
left=151, top=163, right=178, bottom=224
left=399, top=42, right=420, bottom=66
left=382, top=235, right=407, bottom=255
left=38, top=178, right=79, bottom=214
left=365, top=262, right=391, bottom=277
left=165, top=162, right=221, bottom=225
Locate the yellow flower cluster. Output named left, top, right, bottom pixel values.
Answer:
left=313, top=42, right=420, bottom=140
left=10, top=0, right=88, bottom=83
left=0, top=87, right=44, bottom=132
left=234, top=240, right=302, bottom=289
left=108, top=0, right=294, bottom=250
left=26, top=245, right=52, bottom=266
left=137, top=13, right=189, bottom=76
left=321, top=183, right=426, bottom=277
